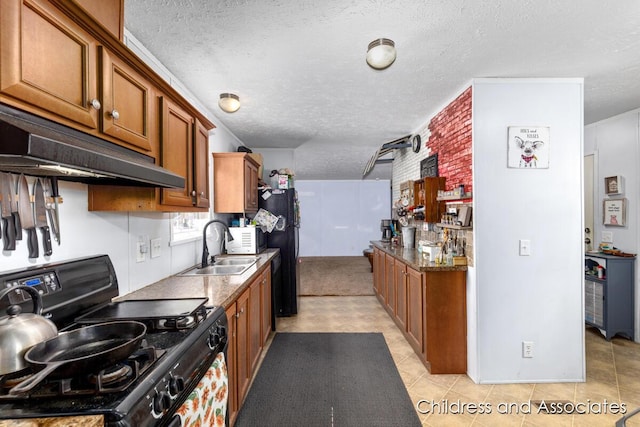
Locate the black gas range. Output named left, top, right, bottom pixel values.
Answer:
left=0, top=255, right=228, bottom=426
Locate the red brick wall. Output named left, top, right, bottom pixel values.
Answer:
left=426, top=86, right=473, bottom=192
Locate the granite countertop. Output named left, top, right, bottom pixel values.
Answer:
left=116, top=249, right=279, bottom=309
left=371, top=241, right=467, bottom=272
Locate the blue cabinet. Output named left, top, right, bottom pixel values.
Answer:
left=584, top=253, right=635, bottom=340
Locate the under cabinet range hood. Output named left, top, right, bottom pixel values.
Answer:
left=0, top=104, right=185, bottom=188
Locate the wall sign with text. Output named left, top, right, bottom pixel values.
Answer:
left=507, top=126, right=550, bottom=169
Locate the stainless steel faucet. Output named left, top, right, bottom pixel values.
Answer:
left=201, top=220, right=234, bottom=268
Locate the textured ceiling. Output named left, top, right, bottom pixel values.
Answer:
left=124, top=0, right=640, bottom=180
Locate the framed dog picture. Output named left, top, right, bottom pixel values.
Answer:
left=507, top=126, right=550, bottom=168
left=603, top=198, right=626, bottom=227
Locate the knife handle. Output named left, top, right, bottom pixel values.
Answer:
left=2, top=218, right=15, bottom=251
left=13, top=212, right=22, bottom=240
left=27, top=228, right=38, bottom=258
left=40, top=226, right=52, bottom=256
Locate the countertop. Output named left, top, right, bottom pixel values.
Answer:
left=115, top=249, right=280, bottom=309
left=371, top=241, right=467, bottom=272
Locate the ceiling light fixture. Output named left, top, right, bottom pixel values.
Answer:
left=366, top=38, right=396, bottom=70
left=218, top=93, right=240, bottom=113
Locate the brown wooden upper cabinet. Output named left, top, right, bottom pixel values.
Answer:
left=0, top=0, right=100, bottom=130
left=159, top=97, right=194, bottom=207
left=213, top=153, right=260, bottom=214
left=99, top=47, right=153, bottom=152
left=413, top=177, right=446, bottom=222
left=0, top=0, right=154, bottom=154
left=2, top=0, right=215, bottom=212
left=88, top=96, right=210, bottom=212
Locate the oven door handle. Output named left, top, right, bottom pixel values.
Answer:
left=166, top=415, right=182, bottom=427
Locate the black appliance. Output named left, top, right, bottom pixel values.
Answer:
left=0, top=255, right=228, bottom=426
left=259, top=188, right=300, bottom=316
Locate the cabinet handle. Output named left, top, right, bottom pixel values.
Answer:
left=200, top=192, right=205, bottom=197
left=110, top=109, right=120, bottom=120
left=191, top=190, right=197, bottom=197
left=90, top=99, right=101, bottom=110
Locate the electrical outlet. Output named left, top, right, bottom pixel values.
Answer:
left=601, top=231, right=613, bottom=243
left=151, top=238, right=161, bottom=258
left=522, top=341, right=534, bottom=358
left=136, top=242, right=145, bottom=263
left=519, top=239, right=531, bottom=256
left=136, top=235, right=148, bottom=263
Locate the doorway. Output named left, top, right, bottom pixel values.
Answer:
left=584, top=154, right=595, bottom=251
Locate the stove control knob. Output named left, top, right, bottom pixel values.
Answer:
left=208, top=331, right=221, bottom=349
left=216, top=325, right=227, bottom=337
left=169, top=376, right=185, bottom=396
left=153, top=391, right=171, bottom=414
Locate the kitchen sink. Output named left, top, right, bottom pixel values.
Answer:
left=178, top=256, right=258, bottom=276
left=213, top=256, right=259, bottom=266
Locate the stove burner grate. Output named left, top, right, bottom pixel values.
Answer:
left=0, top=346, right=165, bottom=399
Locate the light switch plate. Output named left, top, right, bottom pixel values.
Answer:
left=601, top=231, right=613, bottom=243
left=519, top=239, right=531, bottom=256
left=151, top=238, right=161, bottom=258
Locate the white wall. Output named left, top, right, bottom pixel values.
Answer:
left=471, top=78, right=584, bottom=383
left=585, top=110, right=640, bottom=341
left=296, top=180, right=391, bottom=256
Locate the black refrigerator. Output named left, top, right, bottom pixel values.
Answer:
left=259, top=188, right=300, bottom=316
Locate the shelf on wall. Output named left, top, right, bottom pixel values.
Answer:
left=436, top=192, right=473, bottom=201
left=436, top=223, right=472, bottom=230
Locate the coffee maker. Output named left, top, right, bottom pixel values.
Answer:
left=380, top=219, right=393, bottom=242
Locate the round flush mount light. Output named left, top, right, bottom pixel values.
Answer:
left=366, top=38, right=396, bottom=70
left=218, top=93, right=240, bottom=113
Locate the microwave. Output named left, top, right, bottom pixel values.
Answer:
left=225, top=227, right=267, bottom=254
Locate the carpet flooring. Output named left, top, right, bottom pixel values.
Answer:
left=235, top=332, right=421, bottom=427
left=299, top=256, right=375, bottom=296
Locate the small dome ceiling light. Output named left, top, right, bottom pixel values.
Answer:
left=218, top=93, right=240, bottom=113
left=366, top=38, right=396, bottom=70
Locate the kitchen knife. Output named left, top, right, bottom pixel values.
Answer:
left=34, top=179, right=52, bottom=256
left=1, top=173, right=16, bottom=250
left=48, top=177, right=61, bottom=245
left=17, top=174, right=38, bottom=258
left=9, top=173, right=22, bottom=240
left=42, top=177, right=60, bottom=245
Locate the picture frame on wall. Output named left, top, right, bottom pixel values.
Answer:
left=603, top=198, right=626, bottom=227
left=604, top=175, right=623, bottom=195
left=507, top=126, right=550, bottom=169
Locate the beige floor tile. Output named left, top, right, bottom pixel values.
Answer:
left=273, top=296, right=640, bottom=427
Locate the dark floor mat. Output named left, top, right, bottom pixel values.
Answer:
left=235, top=332, right=421, bottom=427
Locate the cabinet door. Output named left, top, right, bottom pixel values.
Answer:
left=249, top=276, right=262, bottom=374
left=372, top=248, right=380, bottom=294
left=244, top=159, right=259, bottom=213
left=376, top=249, right=386, bottom=302
left=193, top=119, right=210, bottom=208
left=384, top=254, right=395, bottom=314
left=406, top=267, right=424, bottom=354
left=261, top=267, right=272, bottom=346
left=159, top=96, right=193, bottom=207
left=394, top=259, right=407, bottom=330
left=0, top=0, right=99, bottom=129
left=100, top=47, right=153, bottom=152
left=236, top=288, right=250, bottom=405
left=224, top=304, right=238, bottom=426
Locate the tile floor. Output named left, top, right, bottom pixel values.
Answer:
left=270, top=295, right=640, bottom=427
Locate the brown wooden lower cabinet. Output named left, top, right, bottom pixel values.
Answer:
left=226, top=265, right=273, bottom=427
left=374, top=250, right=467, bottom=374
left=394, top=259, right=407, bottom=330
